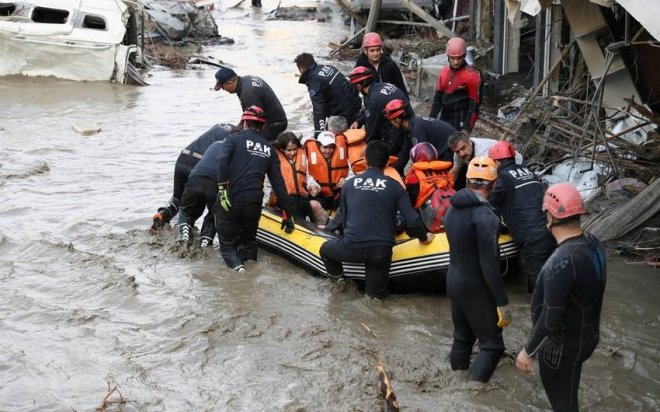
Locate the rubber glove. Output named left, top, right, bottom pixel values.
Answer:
left=281, top=211, right=295, bottom=234
left=218, top=182, right=231, bottom=211
left=497, top=306, right=512, bottom=328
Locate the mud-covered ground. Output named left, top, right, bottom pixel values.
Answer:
left=0, top=1, right=658, bottom=410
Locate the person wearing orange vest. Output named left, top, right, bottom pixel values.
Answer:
left=273, top=132, right=327, bottom=225
left=405, top=142, right=454, bottom=209
left=304, top=131, right=349, bottom=211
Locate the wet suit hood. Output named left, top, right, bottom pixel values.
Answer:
left=450, top=187, right=486, bottom=209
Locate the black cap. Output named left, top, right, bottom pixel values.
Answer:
left=213, top=68, right=237, bottom=90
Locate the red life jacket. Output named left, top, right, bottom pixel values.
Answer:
left=342, top=128, right=367, bottom=171
left=406, top=160, right=454, bottom=209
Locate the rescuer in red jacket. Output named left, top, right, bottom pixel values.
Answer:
left=429, top=37, right=481, bottom=132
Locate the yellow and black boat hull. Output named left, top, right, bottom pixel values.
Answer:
left=256, top=207, right=519, bottom=293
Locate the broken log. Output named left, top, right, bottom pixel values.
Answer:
left=584, top=177, right=660, bottom=242
left=374, top=356, right=400, bottom=412
left=335, top=0, right=368, bottom=28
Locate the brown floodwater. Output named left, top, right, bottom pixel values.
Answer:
left=0, top=1, right=658, bottom=410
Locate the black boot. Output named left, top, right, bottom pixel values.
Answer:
left=175, top=223, right=193, bottom=247
left=152, top=202, right=178, bottom=230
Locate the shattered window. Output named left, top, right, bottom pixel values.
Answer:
left=31, top=7, right=69, bottom=24
left=82, top=14, right=106, bottom=30
left=0, top=4, right=16, bottom=17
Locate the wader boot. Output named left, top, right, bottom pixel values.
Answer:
left=175, top=223, right=193, bottom=247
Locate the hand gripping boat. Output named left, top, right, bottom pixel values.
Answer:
left=256, top=208, right=519, bottom=294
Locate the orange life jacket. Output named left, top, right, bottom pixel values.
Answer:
left=305, top=135, right=349, bottom=198
left=406, top=160, right=454, bottom=208
left=342, top=128, right=367, bottom=171
left=352, top=156, right=405, bottom=189
left=276, top=148, right=309, bottom=197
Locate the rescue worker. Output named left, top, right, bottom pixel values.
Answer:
left=383, top=98, right=456, bottom=162
left=488, top=141, right=556, bottom=292
left=355, top=32, right=409, bottom=98
left=213, top=67, right=288, bottom=141
left=448, top=131, right=523, bottom=190
left=294, top=53, right=362, bottom=134
left=273, top=132, right=327, bottom=225
left=152, top=123, right=234, bottom=230
left=215, top=106, right=294, bottom=272
left=320, top=141, right=433, bottom=300
left=405, top=142, right=453, bottom=213
left=175, top=138, right=230, bottom=248
left=516, top=182, right=607, bottom=412
left=444, top=156, right=511, bottom=385
left=304, top=131, right=350, bottom=212
left=429, top=37, right=481, bottom=132
left=348, top=66, right=412, bottom=174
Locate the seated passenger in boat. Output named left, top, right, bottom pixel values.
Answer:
left=405, top=142, right=456, bottom=233
left=272, top=132, right=328, bottom=225
left=303, top=131, right=350, bottom=212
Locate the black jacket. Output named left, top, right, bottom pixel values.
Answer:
left=489, top=159, right=549, bottom=246
left=186, top=123, right=232, bottom=154
left=355, top=53, right=409, bottom=98
left=338, top=167, right=427, bottom=247
left=299, top=63, right=361, bottom=132
left=236, top=75, right=287, bottom=126
left=189, top=140, right=226, bottom=180
left=408, top=116, right=456, bottom=161
left=363, top=82, right=413, bottom=173
left=444, top=188, right=508, bottom=307
left=216, top=129, right=291, bottom=213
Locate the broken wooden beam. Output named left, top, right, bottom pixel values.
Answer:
left=400, top=0, right=455, bottom=38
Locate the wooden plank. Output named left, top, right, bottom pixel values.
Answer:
left=335, top=0, right=368, bottom=27
left=400, top=0, right=455, bottom=38
left=365, top=0, right=383, bottom=33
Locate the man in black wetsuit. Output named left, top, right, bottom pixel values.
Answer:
left=294, top=53, right=361, bottom=134
left=319, top=141, right=433, bottom=300
left=175, top=137, right=231, bottom=248
left=516, top=182, right=607, bottom=412
left=215, top=106, right=294, bottom=273
left=152, top=123, right=234, bottom=231
left=213, top=68, right=287, bottom=142
left=355, top=32, right=409, bottom=98
left=488, top=141, right=556, bottom=292
left=444, top=156, right=511, bottom=385
left=383, top=98, right=456, bottom=162
left=348, top=66, right=413, bottom=175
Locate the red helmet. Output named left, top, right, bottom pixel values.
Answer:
left=348, top=66, right=373, bottom=84
left=488, top=141, right=517, bottom=160
left=410, top=142, right=438, bottom=163
left=241, top=105, right=266, bottom=123
left=542, top=182, right=585, bottom=219
left=446, top=37, right=467, bottom=58
left=362, top=32, right=382, bottom=49
left=382, top=99, right=407, bottom=120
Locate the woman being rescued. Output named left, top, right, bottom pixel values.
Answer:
left=271, top=132, right=328, bottom=225
left=405, top=142, right=455, bottom=233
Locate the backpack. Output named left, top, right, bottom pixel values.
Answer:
left=420, top=187, right=456, bottom=233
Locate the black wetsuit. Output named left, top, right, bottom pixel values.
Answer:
left=489, top=159, right=556, bottom=291
left=359, top=83, right=413, bottom=174
left=215, top=129, right=291, bottom=268
left=166, top=124, right=233, bottom=216
left=299, top=63, right=361, bottom=133
left=407, top=115, right=456, bottom=161
left=177, top=139, right=228, bottom=245
left=320, top=168, right=427, bottom=299
left=444, top=188, right=508, bottom=382
left=525, top=233, right=606, bottom=412
left=235, top=75, right=288, bottom=141
left=355, top=53, right=409, bottom=98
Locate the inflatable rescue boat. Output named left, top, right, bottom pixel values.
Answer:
left=256, top=208, right=519, bottom=293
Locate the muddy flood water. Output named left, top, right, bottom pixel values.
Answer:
left=1, top=1, right=659, bottom=410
